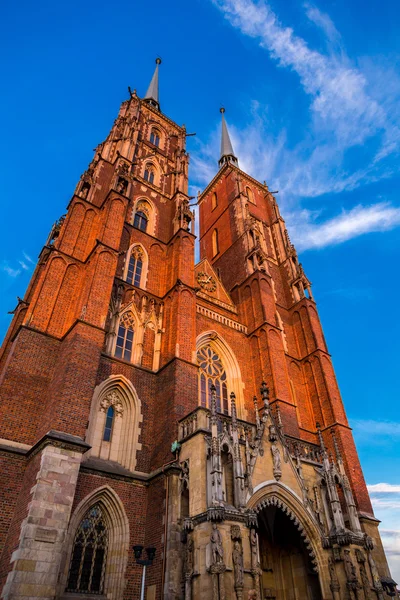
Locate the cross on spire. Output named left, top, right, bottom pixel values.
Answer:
left=219, top=108, right=238, bottom=167
left=144, top=58, right=161, bottom=111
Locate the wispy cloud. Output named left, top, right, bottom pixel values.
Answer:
left=351, top=419, right=400, bottom=441
left=287, top=202, right=400, bottom=251
left=1, top=263, right=21, bottom=278
left=368, top=482, right=400, bottom=580
left=368, top=484, right=400, bottom=494
left=22, top=252, right=34, bottom=265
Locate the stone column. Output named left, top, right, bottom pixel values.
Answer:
left=2, top=431, right=89, bottom=600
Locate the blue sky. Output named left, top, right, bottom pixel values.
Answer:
left=1, top=0, right=400, bottom=579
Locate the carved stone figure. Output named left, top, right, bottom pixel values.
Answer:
left=232, top=540, right=244, bottom=588
left=185, top=535, right=194, bottom=576
left=368, top=552, right=384, bottom=596
left=248, top=590, right=257, bottom=600
left=250, top=529, right=258, bottom=570
left=271, top=444, right=282, bottom=480
left=116, top=177, right=127, bottom=194
left=344, top=550, right=361, bottom=598
left=210, top=523, right=224, bottom=565
left=359, top=563, right=371, bottom=599
left=328, top=557, right=340, bottom=598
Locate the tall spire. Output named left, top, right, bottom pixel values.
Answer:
left=219, top=107, right=238, bottom=168
left=144, top=58, right=161, bottom=111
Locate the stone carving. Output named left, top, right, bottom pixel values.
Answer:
left=268, top=423, right=278, bottom=442
left=248, top=591, right=257, bottom=600
left=180, top=460, right=189, bottom=492
left=359, top=562, right=372, bottom=599
left=197, top=271, right=217, bottom=293
left=344, top=550, right=361, bottom=599
left=271, top=444, right=282, bottom=480
left=367, top=552, right=384, bottom=597
left=211, top=523, right=224, bottom=565
left=185, top=534, right=194, bottom=576
left=100, top=390, right=124, bottom=416
left=328, top=557, right=340, bottom=599
left=116, top=177, right=128, bottom=194
left=232, top=540, right=244, bottom=588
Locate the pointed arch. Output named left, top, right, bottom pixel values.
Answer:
left=124, top=243, right=149, bottom=289
left=132, top=196, right=157, bottom=236
left=59, top=485, right=130, bottom=600
left=196, top=331, right=245, bottom=418
left=248, top=481, right=327, bottom=592
left=85, top=375, right=143, bottom=471
left=143, top=160, right=160, bottom=186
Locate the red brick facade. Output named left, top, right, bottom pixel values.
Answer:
left=0, top=70, right=391, bottom=600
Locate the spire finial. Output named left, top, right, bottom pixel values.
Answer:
left=144, top=58, right=161, bottom=111
left=219, top=108, right=238, bottom=168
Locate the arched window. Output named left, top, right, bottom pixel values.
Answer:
left=221, top=447, right=234, bottom=505
left=197, top=345, right=228, bottom=414
left=144, top=164, right=155, bottom=184
left=114, top=312, right=135, bottom=361
left=133, top=210, right=148, bottom=232
left=126, top=247, right=143, bottom=287
left=103, top=405, right=114, bottom=442
left=212, top=229, right=219, bottom=257
left=212, top=192, right=218, bottom=210
left=150, top=129, right=160, bottom=147
left=66, top=504, right=108, bottom=594
left=246, top=186, right=255, bottom=204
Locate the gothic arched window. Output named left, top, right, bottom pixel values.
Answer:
left=246, top=186, right=255, bottom=204
left=197, top=345, right=228, bottom=414
left=114, top=312, right=135, bottom=361
left=144, top=164, right=155, bottom=184
left=66, top=504, right=108, bottom=594
left=126, top=247, right=143, bottom=287
left=150, top=129, right=160, bottom=147
left=212, top=192, right=218, bottom=210
left=103, top=405, right=114, bottom=442
left=133, top=210, right=148, bottom=232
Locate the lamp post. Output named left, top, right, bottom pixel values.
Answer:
left=133, top=545, right=156, bottom=600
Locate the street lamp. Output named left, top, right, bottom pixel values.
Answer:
left=133, top=545, right=156, bottom=600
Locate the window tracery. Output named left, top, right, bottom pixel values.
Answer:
left=197, top=345, right=228, bottom=414
left=150, top=129, right=160, bottom=147
left=66, top=504, right=108, bottom=594
left=126, top=246, right=143, bottom=287
left=144, top=163, right=155, bottom=184
left=114, top=311, right=135, bottom=361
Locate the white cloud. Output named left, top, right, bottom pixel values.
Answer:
left=368, top=484, right=400, bottom=494
left=1, top=263, right=21, bottom=278
left=22, top=252, right=34, bottom=264
left=351, top=419, right=400, bottom=440
left=368, top=483, right=400, bottom=580
left=287, top=202, right=400, bottom=251
left=18, top=261, right=29, bottom=270
left=304, top=3, right=343, bottom=52
left=211, top=0, right=390, bottom=148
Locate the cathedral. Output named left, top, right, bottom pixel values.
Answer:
left=0, top=59, right=397, bottom=600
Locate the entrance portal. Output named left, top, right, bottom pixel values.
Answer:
left=257, top=504, right=322, bottom=600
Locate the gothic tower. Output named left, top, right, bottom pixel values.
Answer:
left=0, top=62, right=396, bottom=600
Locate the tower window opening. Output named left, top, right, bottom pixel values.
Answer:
left=221, top=447, right=234, bottom=506
left=133, top=210, right=148, bottom=232
left=150, top=129, right=160, bottom=147
left=114, top=312, right=135, bottom=362
left=246, top=186, right=255, bottom=204
left=126, top=248, right=143, bottom=287
left=103, top=405, right=114, bottom=442
left=197, top=345, right=229, bottom=414
left=66, top=504, right=108, bottom=594
left=211, top=192, right=218, bottom=210
left=144, top=164, right=155, bottom=184
left=212, top=229, right=219, bottom=257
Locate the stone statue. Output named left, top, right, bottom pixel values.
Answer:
left=359, top=563, right=371, bottom=599
left=250, top=528, right=258, bottom=570
left=248, top=590, right=257, bottom=600
left=368, top=552, right=384, bottom=594
left=210, top=523, right=224, bottom=565
left=328, top=556, right=340, bottom=599
left=271, top=444, right=282, bottom=480
left=232, top=540, right=244, bottom=587
left=185, top=535, right=194, bottom=575
left=344, top=550, right=361, bottom=598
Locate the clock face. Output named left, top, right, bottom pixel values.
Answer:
left=197, top=271, right=217, bottom=293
